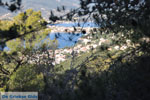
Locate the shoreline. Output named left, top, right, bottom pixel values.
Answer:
left=47, top=25, right=97, bottom=34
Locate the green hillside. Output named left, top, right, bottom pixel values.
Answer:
left=54, top=44, right=150, bottom=100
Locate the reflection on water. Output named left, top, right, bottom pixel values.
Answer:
left=50, top=22, right=99, bottom=27
left=48, top=22, right=98, bottom=48
left=49, top=32, right=83, bottom=48
left=3, top=33, right=82, bottom=51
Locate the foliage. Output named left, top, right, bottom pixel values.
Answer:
left=51, top=0, right=150, bottom=43
left=0, top=1, right=150, bottom=100
left=0, top=0, right=22, bottom=12
left=43, top=44, right=149, bottom=100
left=0, top=9, right=51, bottom=92
left=0, top=9, right=48, bottom=49
left=8, top=64, right=45, bottom=92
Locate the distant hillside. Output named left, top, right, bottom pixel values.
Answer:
left=0, top=0, right=79, bottom=19
left=23, top=0, right=79, bottom=10
left=23, top=0, right=79, bottom=19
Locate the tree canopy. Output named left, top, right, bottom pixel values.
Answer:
left=0, top=9, right=48, bottom=50
left=0, top=0, right=150, bottom=100
left=0, top=9, right=51, bottom=92
left=51, top=0, right=150, bottom=40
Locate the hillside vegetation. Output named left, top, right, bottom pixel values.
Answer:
left=53, top=41, right=150, bottom=100
left=0, top=0, right=150, bottom=100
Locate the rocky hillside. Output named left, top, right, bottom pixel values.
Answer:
left=23, top=0, right=79, bottom=10
left=0, top=0, right=79, bottom=19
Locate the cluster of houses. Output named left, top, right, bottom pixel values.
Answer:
left=47, top=24, right=93, bottom=34
left=30, top=23, right=137, bottom=64
left=48, top=37, right=133, bottom=64
left=0, top=13, right=12, bottom=20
